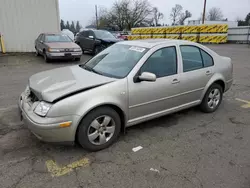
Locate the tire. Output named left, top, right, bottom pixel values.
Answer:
left=200, top=83, right=223, bottom=113
left=75, top=57, right=81, bottom=61
left=77, top=107, right=121, bottom=151
left=93, top=46, right=101, bottom=55
left=43, top=51, right=50, bottom=63
left=35, top=47, right=40, bottom=56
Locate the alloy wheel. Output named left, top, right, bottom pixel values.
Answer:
left=207, top=88, right=221, bottom=109
left=87, top=115, right=116, bottom=145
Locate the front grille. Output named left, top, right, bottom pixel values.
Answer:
left=60, top=48, right=74, bottom=52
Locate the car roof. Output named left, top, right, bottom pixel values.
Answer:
left=119, top=39, right=197, bottom=48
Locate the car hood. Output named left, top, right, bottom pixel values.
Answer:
left=45, top=42, right=80, bottom=49
left=29, top=66, right=116, bottom=103
left=98, top=38, right=121, bottom=43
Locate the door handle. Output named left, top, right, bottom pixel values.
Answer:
left=206, top=71, right=212, bottom=75
left=172, top=79, right=180, bottom=84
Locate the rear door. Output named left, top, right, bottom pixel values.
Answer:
left=177, top=45, right=215, bottom=103
left=77, top=31, right=88, bottom=49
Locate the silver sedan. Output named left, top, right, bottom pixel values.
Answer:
left=19, top=39, right=233, bottom=151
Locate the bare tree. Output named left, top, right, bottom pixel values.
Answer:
left=207, top=7, right=223, bottom=21
left=87, top=0, right=153, bottom=30
left=170, top=4, right=183, bottom=25
left=178, top=10, right=192, bottom=25
left=152, top=7, right=164, bottom=26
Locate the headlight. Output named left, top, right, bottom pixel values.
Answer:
left=48, top=48, right=60, bottom=52
left=73, top=48, right=81, bottom=52
left=34, top=101, right=52, bottom=117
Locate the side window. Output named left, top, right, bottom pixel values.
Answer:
left=201, top=50, right=214, bottom=67
left=41, top=34, right=45, bottom=42
left=180, top=46, right=203, bottom=72
left=89, top=31, right=95, bottom=38
left=80, top=31, right=88, bottom=37
left=37, top=34, right=42, bottom=41
left=141, top=47, right=177, bottom=78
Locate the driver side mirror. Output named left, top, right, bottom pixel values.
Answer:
left=40, top=40, right=44, bottom=44
left=138, top=72, right=156, bottom=82
left=89, top=36, right=94, bottom=39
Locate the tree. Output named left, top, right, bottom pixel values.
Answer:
left=237, top=13, right=250, bottom=26
left=70, top=21, right=76, bottom=34
left=88, top=0, right=153, bottom=30
left=65, top=21, right=70, bottom=29
left=207, top=7, right=223, bottom=21
left=170, top=4, right=183, bottom=25
left=178, top=10, right=192, bottom=25
left=75, top=21, right=81, bottom=32
left=60, top=19, right=65, bottom=30
left=152, top=7, right=164, bottom=26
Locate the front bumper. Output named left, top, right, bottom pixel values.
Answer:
left=46, top=52, right=82, bottom=59
left=18, top=92, right=81, bottom=143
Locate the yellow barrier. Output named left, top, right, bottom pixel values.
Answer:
left=199, top=24, right=228, bottom=33
left=151, top=27, right=166, bottom=34
left=182, top=26, right=199, bottom=33
left=200, top=35, right=227, bottom=43
left=182, top=36, right=197, bottom=42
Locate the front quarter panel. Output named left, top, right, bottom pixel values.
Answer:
left=47, top=78, right=128, bottom=122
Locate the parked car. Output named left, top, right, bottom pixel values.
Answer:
left=35, top=33, right=82, bottom=62
left=75, top=29, right=121, bottom=55
left=117, top=31, right=129, bottom=40
left=19, top=39, right=233, bottom=151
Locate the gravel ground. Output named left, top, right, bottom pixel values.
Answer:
left=0, top=44, right=250, bottom=188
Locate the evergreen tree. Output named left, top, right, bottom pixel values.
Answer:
left=66, top=21, right=70, bottom=29
left=76, top=21, right=81, bottom=33
left=60, top=19, right=65, bottom=30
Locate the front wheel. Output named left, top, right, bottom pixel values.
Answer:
left=43, top=52, right=50, bottom=63
left=77, top=107, right=121, bottom=151
left=200, top=83, right=223, bottom=113
left=93, top=46, right=102, bottom=55
left=35, top=47, right=39, bottom=56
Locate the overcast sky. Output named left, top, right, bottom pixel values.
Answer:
left=59, top=0, right=250, bottom=27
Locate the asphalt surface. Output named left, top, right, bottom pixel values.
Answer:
left=0, top=44, right=250, bottom=188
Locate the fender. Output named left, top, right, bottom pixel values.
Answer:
left=200, top=73, right=226, bottom=101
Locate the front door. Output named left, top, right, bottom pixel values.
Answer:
left=128, top=46, right=182, bottom=123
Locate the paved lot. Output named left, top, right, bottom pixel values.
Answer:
left=0, top=44, right=250, bottom=188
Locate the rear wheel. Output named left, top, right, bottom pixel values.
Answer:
left=77, top=107, right=121, bottom=151
left=200, top=83, right=223, bottom=113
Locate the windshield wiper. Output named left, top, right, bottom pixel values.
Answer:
left=80, top=64, right=103, bottom=76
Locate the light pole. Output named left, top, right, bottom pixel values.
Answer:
left=202, top=0, right=207, bottom=24
left=95, top=5, right=98, bottom=29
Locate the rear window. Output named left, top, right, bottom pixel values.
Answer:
left=45, top=34, right=72, bottom=42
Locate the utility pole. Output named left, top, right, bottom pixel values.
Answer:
left=95, top=5, right=98, bottom=29
left=202, top=0, right=207, bottom=24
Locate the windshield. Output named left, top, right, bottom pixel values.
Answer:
left=45, top=34, right=72, bottom=42
left=81, top=44, right=149, bottom=78
left=94, top=30, right=116, bottom=39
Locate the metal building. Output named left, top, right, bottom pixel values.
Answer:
left=0, top=0, right=60, bottom=52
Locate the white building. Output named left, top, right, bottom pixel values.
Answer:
left=0, top=0, right=60, bottom=52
